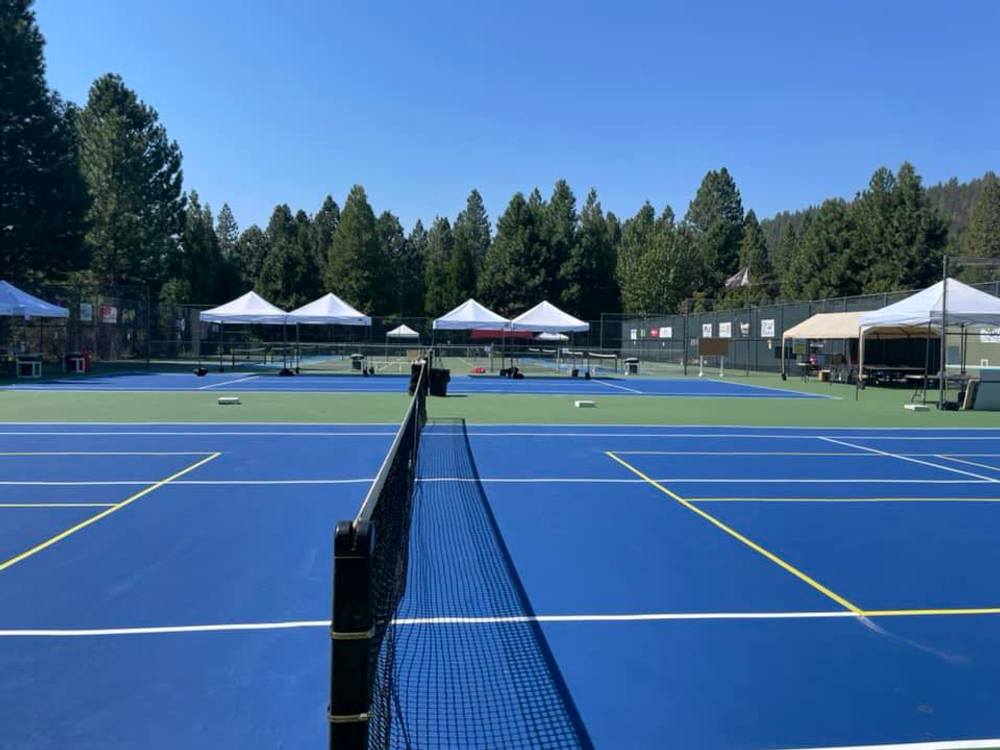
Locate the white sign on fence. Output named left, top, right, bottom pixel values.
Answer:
left=981, top=327, right=1000, bottom=344
left=630, top=328, right=638, bottom=341
left=760, top=319, right=775, bottom=338
left=702, top=323, right=713, bottom=337
left=719, top=322, right=732, bottom=338
left=659, top=326, right=672, bottom=339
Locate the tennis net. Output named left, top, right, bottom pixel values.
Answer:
left=329, top=358, right=429, bottom=749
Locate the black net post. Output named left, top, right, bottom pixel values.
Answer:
left=330, top=520, right=374, bottom=750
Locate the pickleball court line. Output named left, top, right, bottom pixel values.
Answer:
left=606, top=450, right=863, bottom=614
left=0, top=452, right=222, bottom=573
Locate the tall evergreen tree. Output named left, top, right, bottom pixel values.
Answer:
left=172, top=191, right=225, bottom=302
left=962, top=172, right=1000, bottom=281
left=560, top=189, right=618, bottom=320
left=423, top=217, right=455, bottom=315
left=684, top=168, right=744, bottom=295
left=215, top=203, right=238, bottom=258
left=853, top=163, right=947, bottom=292
left=233, top=225, right=268, bottom=289
left=257, top=204, right=301, bottom=307
left=312, top=195, right=340, bottom=283
left=453, top=189, right=491, bottom=273
left=293, top=209, right=323, bottom=301
left=726, top=210, right=774, bottom=304
left=615, top=202, right=657, bottom=313
left=401, top=220, right=427, bottom=317
left=1, top=0, right=89, bottom=283
left=541, top=180, right=577, bottom=301
left=326, top=185, right=387, bottom=311
left=772, top=223, right=798, bottom=289
left=478, top=192, right=547, bottom=315
left=78, top=74, right=184, bottom=290
left=782, top=199, right=859, bottom=300
left=376, top=210, right=407, bottom=314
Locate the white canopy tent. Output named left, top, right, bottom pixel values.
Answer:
left=510, top=300, right=589, bottom=333
left=287, top=293, right=370, bottom=326
left=858, top=278, right=1000, bottom=402
left=199, top=291, right=288, bottom=324
left=536, top=331, right=569, bottom=342
left=198, top=291, right=288, bottom=370
left=0, top=281, right=68, bottom=319
left=386, top=324, right=419, bottom=339
left=432, top=299, right=510, bottom=331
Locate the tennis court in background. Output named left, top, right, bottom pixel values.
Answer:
left=2, top=422, right=1000, bottom=748
left=0, top=370, right=831, bottom=398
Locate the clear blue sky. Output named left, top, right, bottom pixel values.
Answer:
left=35, top=0, right=1000, bottom=233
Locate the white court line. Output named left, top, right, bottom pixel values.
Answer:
left=0, top=610, right=857, bottom=637
left=781, top=739, right=1000, bottom=750
left=0, top=451, right=213, bottom=457
left=820, top=436, right=1000, bottom=483
left=691, top=497, right=1000, bottom=503
left=0, top=503, right=116, bottom=508
left=0, top=480, right=369, bottom=487
left=0, top=431, right=396, bottom=437
left=938, top=455, right=1000, bottom=474
left=593, top=379, right=643, bottom=394
left=612, top=451, right=876, bottom=456
left=0, top=477, right=992, bottom=487
left=196, top=375, right=260, bottom=390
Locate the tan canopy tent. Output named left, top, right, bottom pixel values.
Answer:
left=780, top=311, right=933, bottom=376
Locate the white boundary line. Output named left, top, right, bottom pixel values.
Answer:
left=691, top=497, right=1000, bottom=503
left=0, top=478, right=373, bottom=486
left=0, top=451, right=213, bottom=457
left=0, top=503, right=115, bottom=508
left=0, top=431, right=396, bottom=437
left=593, top=379, right=644, bottom=394
left=939, top=455, right=1000, bottom=474
left=0, top=610, right=857, bottom=637
left=820, top=437, right=1000, bottom=483
left=780, top=740, right=1000, bottom=750
left=196, top=375, right=260, bottom=390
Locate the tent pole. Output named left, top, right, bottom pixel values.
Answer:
left=296, top=323, right=300, bottom=373
left=922, top=320, right=931, bottom=405
left=856, top=328, right=864, bottom=401
left=219, top=325, right=224, bottom=373
left=939, top=259, right=949, bottom=409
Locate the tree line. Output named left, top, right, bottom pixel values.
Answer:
left=5, top=0, right=1000, bottom=322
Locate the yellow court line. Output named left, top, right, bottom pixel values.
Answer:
left=0, top=452, right=222, bottom=573
left=864, top=607, right=1000, bottom=617
left=606, top=451, right=863, bottom=615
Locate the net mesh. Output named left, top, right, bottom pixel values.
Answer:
left=372, top=418, right=592, bottom=749
left=354, top=360, right=428, bottom=743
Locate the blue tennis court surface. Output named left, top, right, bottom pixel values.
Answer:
left=0, top=371, right=830, bottom=398
left=3, top=423, right=1000, bottom=748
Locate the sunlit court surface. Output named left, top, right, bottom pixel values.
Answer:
left=4, top=417, right=1000, bottom=748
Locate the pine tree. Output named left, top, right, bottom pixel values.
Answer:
left=257, top=204, right=300, bottom=307
left=853, top=163, right=947, bottom=292
left=772, top=223, right=798, bottom=291
left=963, top=171, right=1000, bottom=281
left=615, top=202, right=657, bottom=313
left=233, top=225, right=268, bottom=289
left=175, top=191, right=224, bottom=302
left=726, top=210, right=773, bottom=304
left=453, top=189, right=491, bottom=273
left=326, top=185, right=386, bottom=312
left=293, top=209, right=322, bottom=301
left=684, top=168, right=744, bottom=295
left=541, top=180, right=577, bottom=301
left=215, top=204, right=238, bottom=258
left=560, top=189, right=618, bottom=320
left=0, top=0, right=89, bottom=282
left=477, top=192, right=547, bottom=315
left=782, top=199, right=859, bottom=300
left=401, top=220, right=427, bottom=317
left=313, top=195, right=340, bottom=283
left=423, top=217, right=454, bottom=315
left=78, top=74, right=184, bottom=290
left=376, top=211, right=406, bottom=314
